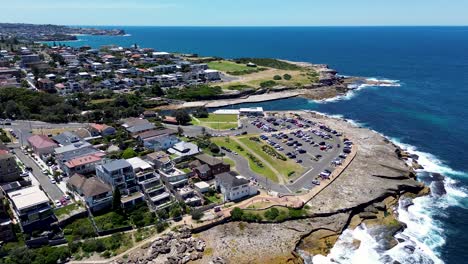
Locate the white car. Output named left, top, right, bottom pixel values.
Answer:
left=42, top=169, right=49, bottom=174
left=54, top=200, right=61, bottom=207
left=50, top=179, right=56, bottom=184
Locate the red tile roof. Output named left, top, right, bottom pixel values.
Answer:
left=65, top=153, right=104, bottom=168
left=27, top=135, right=58, bottom=149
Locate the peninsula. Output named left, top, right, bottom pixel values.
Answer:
left=0, top=23, right=125, bottom=42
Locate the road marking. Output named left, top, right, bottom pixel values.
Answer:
left=291, top=167, right=315, bottom=184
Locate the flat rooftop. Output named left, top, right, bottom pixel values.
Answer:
left=9, top=186, right=49, bottom=211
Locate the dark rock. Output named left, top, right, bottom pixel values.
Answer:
left=400, top=197, right=414, bottom=210
left=404, top=245, right=416, bottom=254
left=374, top=202, right=387, bottom=211
left=397, top=238, right=405, bottom=243
left=410, top=154, right=419, bottom=160
left=431, top=181, right=446, bottom=197
left=359, top=212, right=377, bottom=219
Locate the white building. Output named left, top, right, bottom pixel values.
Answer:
left=215, top=173, right=257, bottom=202
left=239, top=107, right=264, bottom=117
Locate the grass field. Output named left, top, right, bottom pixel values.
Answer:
left=211, top=137, right=278, bottom=182
left=192, top=114, right=239, bottom=130
left=238, top=136, right=304, bottom=179
left=90, top=98, right=114, bottom=105
left=207, top=60, right=255, bottom=74
left=54, top=203, right=81, bottom=218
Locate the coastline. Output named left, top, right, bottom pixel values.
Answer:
left=98, top=111, right=429, bottom=264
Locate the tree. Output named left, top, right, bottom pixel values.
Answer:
left=193, top=107, right=208, bottom=118
left=283, top=74, right=292, bottom=80
left=121, top=147, right=137, bottom=159
left=174, top=110, right=191, bottom=125
left=273, top=75, right=282, bottom=80
left=230, top=207, right=244, bottom=220
left=264, top=207, right=280, bottom=220
left=112, top=188, right=122, bottom=212
left=177, top=126, right=184, bottom=136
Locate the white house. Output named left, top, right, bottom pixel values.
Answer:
left=215, top=173, right=257, bottom=202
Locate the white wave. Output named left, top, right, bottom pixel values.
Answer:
left=300, top=115, right=467, bottom=264
left=314, top=78, right=400, bottom=104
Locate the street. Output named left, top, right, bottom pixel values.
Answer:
left=13, top=147, right=64, bottom=201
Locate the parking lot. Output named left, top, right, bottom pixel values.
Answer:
left=234, top=114, right=353, bottom=191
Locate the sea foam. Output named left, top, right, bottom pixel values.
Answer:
left=303, top=119, right=467, bottom=264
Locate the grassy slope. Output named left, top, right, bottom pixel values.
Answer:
left=238, top=137, right=303, bottom=179
left=207, top=60, right=252, bottom=73
left=211, top=137, right=278, bottom=182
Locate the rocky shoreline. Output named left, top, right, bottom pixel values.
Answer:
left=105, top=111, right=429, bottom=264
left=159, top=63, right=396, bottom=110
left=191, top=111, right=427, bottom=263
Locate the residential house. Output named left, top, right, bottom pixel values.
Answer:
left=176, top=187, right=202, bottom=207
left=27, top=135, right=58, bottom=158
left=215, top=172, right=257, bottom=202
left=146, top=152, right=188, bottom=190
left=126, top=157, right=172, bottom=211
left=167, top=141, right=200, bottom=161
left=0, top=192, right=15, bottom=242
left=95, top=159, right=144, bottom=208
left=63, top=153, right=105, bottom=176
left=87, top=123, right=116, bottom=137
left=192, top=154, right=231, bottom=180
left=37, top=78, right=55, bottom=90
left=8, top=186, right=55, bottom=233
left=0, top=152, right=21, bottom=183
left=52, top=131, right=81, bottom=146
left=121, top=117, right=155, bottom=135
left=67, top=174, right=113, bottom=212
left=135, top=128, right=179, bottom=151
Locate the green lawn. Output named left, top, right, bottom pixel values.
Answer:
left=222, top=157, right=236, bottom=168
left=238, top=137, right=304, bottom=179
left=207, top=60, right=254, bottom=74
left=90, top=98, right=114, bottom=105
left=54, top=203, right=81, bottom=218
left=193, top=114, right=239, bottom=130
left=198, top=114, right=238, bottom=123
left=93, top=212, right=130, bottom=231
left=205, top=193, right=222, bottom=204
left=211, top=137, right=278, bottom=182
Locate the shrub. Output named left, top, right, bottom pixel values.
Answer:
left=273, top=75, right=282, bottom=80
left=191, top=210, right=204, bottom=221
left=231, top=207, right=244, bottom=220
left=283, top=74, right=292, bottom=80
left=260, top=80, right=277, bottom=88
left=264, top=208, right=280, bottom=220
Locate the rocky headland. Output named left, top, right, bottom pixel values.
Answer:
left=189, top=111, right=427, bottom=263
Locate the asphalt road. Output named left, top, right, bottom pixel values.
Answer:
left=2, top=120, right=87, bottom=146
left=13, top=147, right=64, bottom=201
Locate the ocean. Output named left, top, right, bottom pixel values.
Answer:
left=55, top=26, right=468, bottom=263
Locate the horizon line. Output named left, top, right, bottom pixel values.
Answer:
left=3, top=22, right=468, bottom=28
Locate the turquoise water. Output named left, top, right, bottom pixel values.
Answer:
left=55, top=27, right=468, bottom=263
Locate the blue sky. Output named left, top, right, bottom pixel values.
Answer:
left=1, top=0, right=468, bottom=26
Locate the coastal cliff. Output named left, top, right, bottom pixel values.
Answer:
left=191, top=112, right=427, bottom=264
